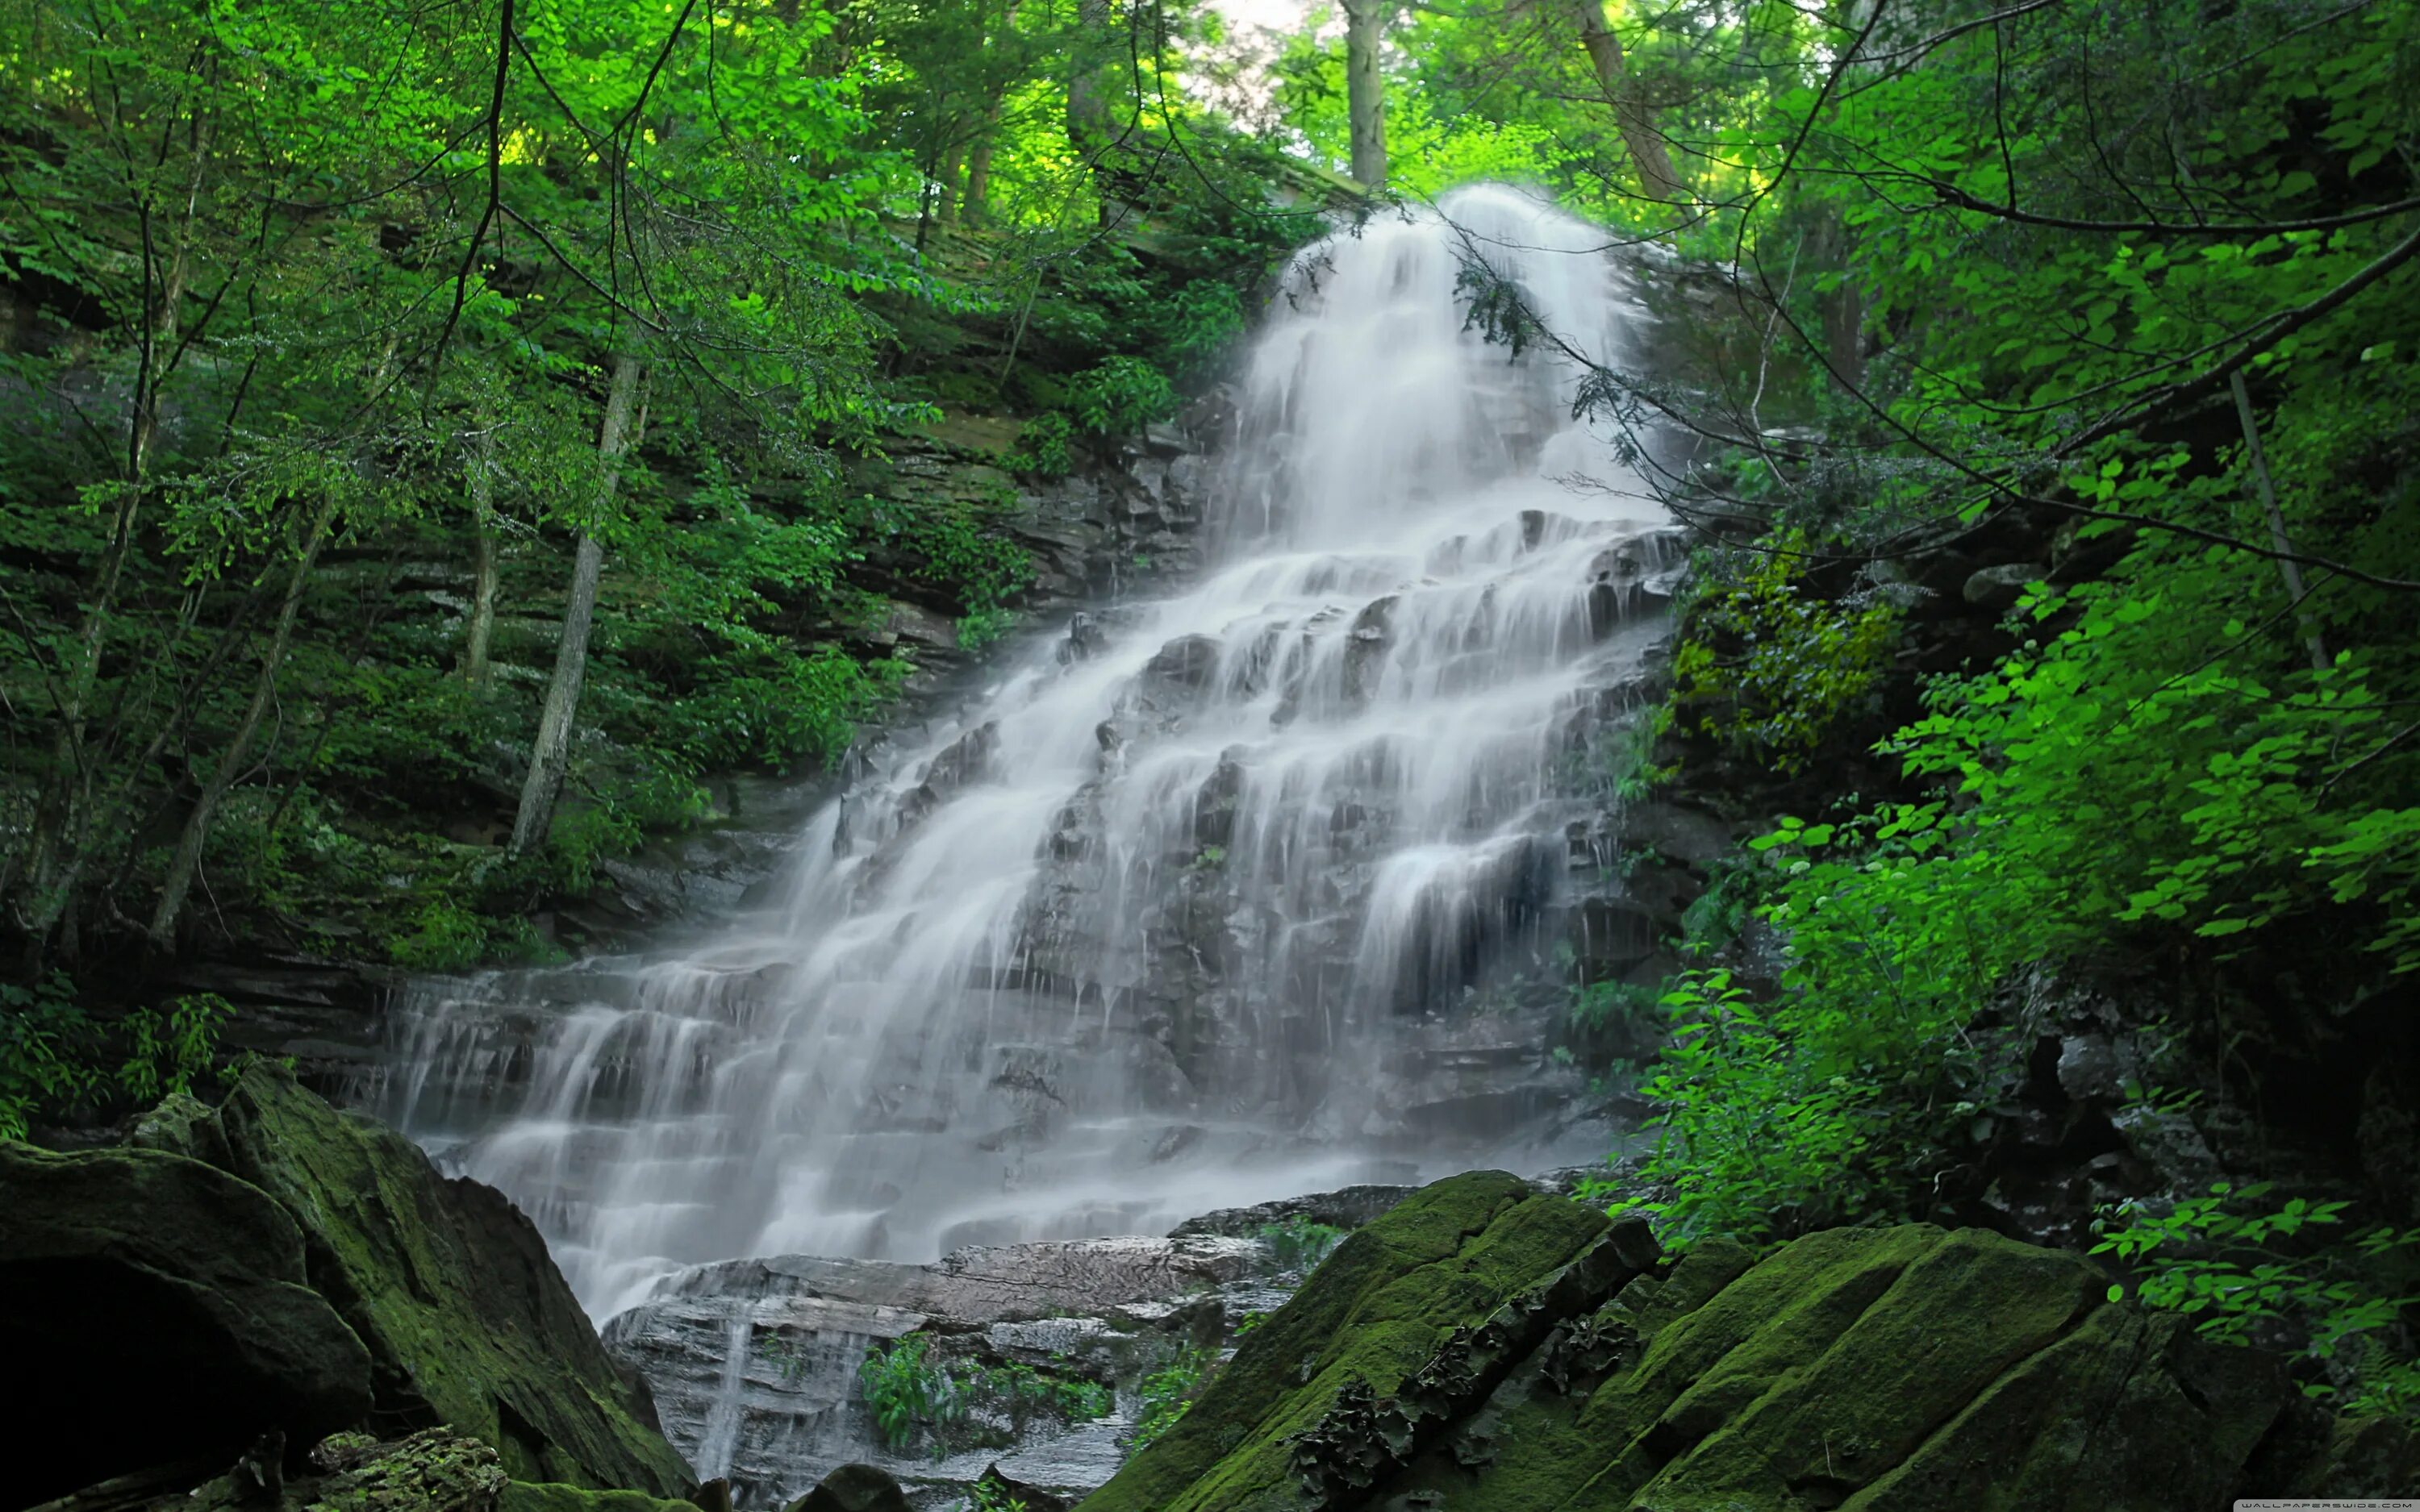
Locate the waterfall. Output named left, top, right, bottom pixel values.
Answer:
left=380, top=184, right=1679, bottom=1321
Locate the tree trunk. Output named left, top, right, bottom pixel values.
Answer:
left=461, top=424, right=501, bottom=689
left=1342, top=0, right=1388, bottom=189
left=19, top=123, right=214, bottom=940
left=2230, top=370, right=2330, bottom=674
left=1066, top=0, right=1112, bottom=152
left=962, top=0, right=1020, bottom=225
left=964, top=135, right=998, bottom=223
left=510, top=352, right=644, bottom=859
left=145, top=502, right=334, bottom=951
left=935, top=140, right=966, bottom=224
left=1563, top=0, right=1686, bottom=203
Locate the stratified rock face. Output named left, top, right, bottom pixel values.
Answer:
left=208, top=1066, right=697, bottom=1497
left=1077, top=1174, right=2417, bottom=1512
left=0, top=1142, right=375, bottom=1507
left=603, top=1235, right=1270, bottom=1509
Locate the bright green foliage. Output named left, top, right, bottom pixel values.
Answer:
left=1129, top=1346, right=1215, bottom=1453
left=860, top=1335, right=953, bottom=1452
left=966, top=1484, right=1028, bottom=1512
left=0, top=0, right=1301, bottom=978
left=1670, top=537, right=1900, bottom=773
left=2094, top=1182, right=2420, bottom=1416
left=857, top=1334, right=1112, bottom=1456
left=1606, top=967, right=1965, bottom=1247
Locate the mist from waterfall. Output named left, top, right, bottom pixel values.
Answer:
left=382, top=184, right=1676, bottom=1320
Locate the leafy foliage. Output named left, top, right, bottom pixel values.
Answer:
left=1129, top=1346, right=1216, bottom=1452
left=857, top=1334, right=1112, bottom=1456
left=0, top=981, right=232, bottom=1141
left=2095, top=1182, right=2420, bottom=1416
left=1670, top=539, right=1901, bottom=774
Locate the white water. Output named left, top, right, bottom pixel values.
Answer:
left=382, top=185, right=1675, bottom=1320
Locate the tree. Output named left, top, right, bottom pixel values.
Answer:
left=1341, top=0, right=1390, bottom=188
left=510, top=353, right=644, bottom=859
left=1558, top=0, right=1683, bottom=202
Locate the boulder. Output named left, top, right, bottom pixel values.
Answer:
left=0, top=1142, right=374, bottom=1507
left=780, top=1464, right=911, bottom=1512
left=208, top=1066, right=696, bottom=1497
left=1078, top=1171, right=1646, bottom=1512
left=500, top=1484, right=707, bottom=1512
left=1075, top=1174, right=2412, bottom=1512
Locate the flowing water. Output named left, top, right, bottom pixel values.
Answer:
left=380, top=185, right=1678, bottom=1322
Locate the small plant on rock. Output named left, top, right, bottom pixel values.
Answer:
left=859, top=1334, right=958, bottom=1452
left=1129, top=1347, right=1214, bottom=1452
left=1258, top=1215, right=1346, bottom=1273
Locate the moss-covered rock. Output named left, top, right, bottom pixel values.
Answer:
left=208, top=1066, right=695, bottom=1497
left=498, top=1481, right=705, bottom=1512
left=1077, top=1182, right=2415, bottom=1512
left=0, top=1140, right=374, bottom=1506
left=35, top=1429, right=513, bottom=1512
left=1078, top=1171, right=1650, bottom=1512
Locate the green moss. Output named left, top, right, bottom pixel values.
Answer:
left=210, top=1066, right=695, bottom=1497
left=1099, top=1212, right=2400, bottom=1512
left=1078, top=1172, right=1610, bottom=1512
left=499, top=1482, right=704, bottom=1512
left=1631, top=1229, right=2102, bottom=1509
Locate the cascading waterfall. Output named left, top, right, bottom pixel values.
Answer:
left=380, top=185, right=1679, bottom=1322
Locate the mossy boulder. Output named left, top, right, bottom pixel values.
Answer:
left=32, top=1430, right=513, bottom=1512
left=208, top=1065, right=695, bottom=1497
left=498, top=1481, right=706, bottom=1512
left=1077, top=1171, right=1654, bottom=1512
left=0, top=1140, right=375, bottom=1507
left=1078, top=1179, right=2415, bottom=1512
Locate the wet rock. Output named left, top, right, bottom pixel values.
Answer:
left=782, top=1464, right=911, bottom=1512
left=1614, top=800, right=1734, bottom=871
left=1585, top=535, right=1681, bottom=638
left=1341, top=596, right=1396, bottom=704
left=1141, top=634, right=1223, bottom=698
left=1166, top=1185, right=1419, bottom=1240
left=0, top=1142, right=375, bottom=1507
left=1058, top=612, right=1109, bottom=664
left=1190, top=751, right=1245, bottom=851
left=602, top=1235, right=1262, bottom=1508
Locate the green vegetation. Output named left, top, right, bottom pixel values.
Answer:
left=857, top=1334, right=1112, bottom=1456
left=2095, top=1183, right=2420, bottom=1416
left=0, top=0, right=1312, bottom=989
left=1129, top=1347, right=1215, bottom=1453
left=1388, top=0, right=2420, bottom=1422
left=0, top=981, right=229, bottom=1139
left=1258, top=1215, right=1347, bottom=1273
left=1667, top=539, right=1901, bottom=774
